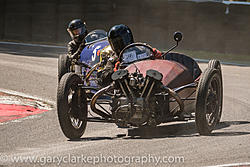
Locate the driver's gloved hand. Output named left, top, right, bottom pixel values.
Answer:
left=70, top=42, right=86, bottom=60
left=153, top=48, right=162, bottom=59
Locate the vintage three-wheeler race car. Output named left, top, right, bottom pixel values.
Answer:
left=57, top=31, right=223, bottom=139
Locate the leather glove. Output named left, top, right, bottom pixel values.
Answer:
left=70, top=43, right=86, bottom=59
left=153, top=48, right=162, bottom=59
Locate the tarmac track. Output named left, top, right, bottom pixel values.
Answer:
left=0, top=52, right=250, bottom=167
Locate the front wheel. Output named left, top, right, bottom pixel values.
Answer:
left=57, top=73, right=87, bottom=139
left=195, top=68, right=223, bottom=135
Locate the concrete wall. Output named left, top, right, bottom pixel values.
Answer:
left=0, top=0, right=249, bottom=55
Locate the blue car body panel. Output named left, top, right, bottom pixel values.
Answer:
left=80, top=39, right=109, bottom=66
left=79, top=39, right=109, bottom=87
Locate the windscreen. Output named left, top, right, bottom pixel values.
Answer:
left=85, top=30, right=107, bottom=43
left=121, top=45, right=154, bottom=64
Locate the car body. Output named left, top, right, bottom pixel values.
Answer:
left=57, top=32, right=223, bottom=139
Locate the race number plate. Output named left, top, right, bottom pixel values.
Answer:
left=137, top=52, right=149, bottom=60
left=122, top=51, right=137, bottom=63
left=122, top=51, right=150, bottom=63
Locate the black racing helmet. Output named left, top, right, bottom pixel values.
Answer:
left=67, top=19, right=88, bottom=43
left=108, top=24, right=134, bottom=55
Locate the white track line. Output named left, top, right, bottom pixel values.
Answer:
left=206, top=162, right=250, bottom=167
left=0, top=88, right=55, bottom=106
left=0, top=88, right=55, bottom=125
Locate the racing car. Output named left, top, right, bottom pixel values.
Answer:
left=58, top=29, right=109, bottom=82
left=57, top=31, right=223, bottom=139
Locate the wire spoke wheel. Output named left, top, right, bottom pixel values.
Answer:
left=57, top=73, right=88, bottom=139
left=206, top=78, right=221, bottom=126
left=195, top=66, right=223, bottom=135
left=66, top=88, right=84, bottom=129
left=70, top=116, right=83, bottom=129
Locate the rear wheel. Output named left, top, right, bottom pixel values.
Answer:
left=57, top=73, right=87, bottom=139
left=208, top=59, right=221, bottom=71
left=195, top=68, right=223, bottom=135
left=208, top=59, right=223, bottom=120
left=58, top=54, right=70, bottom=81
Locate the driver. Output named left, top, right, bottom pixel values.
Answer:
left=108, top=24, right=162, bottom=71
left=97, top=24, right=134, bottom=86
left=98, top=24, right=162, bottom=86
left=67, top=19, right=88, bottom=60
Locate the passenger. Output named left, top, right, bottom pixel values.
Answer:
left=67, top=19, right=88, bottom=60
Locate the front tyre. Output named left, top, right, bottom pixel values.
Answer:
left=195, top=68, right=223, bottom=135
left=57, top=73, right=87, bottom=139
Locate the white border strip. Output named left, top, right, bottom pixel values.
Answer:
left=168, top=0, right=250, bottom=5
left=0, top=41, right=66, bottom=49
left=206, top=162, right=250, bottom=167
left=0, top=88, right=55, bottom=106
left=223, top=1, right=250, bottom=5
left=0, top=41, right=249, bottom=66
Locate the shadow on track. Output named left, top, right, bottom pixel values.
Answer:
left=68, top=121, right=250, bottom=142
left=126, top=121, right=250, bottom=139
left=68, top=134, right=126, bottom=142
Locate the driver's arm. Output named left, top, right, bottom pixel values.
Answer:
left=67, top=41, right=86, bottom=59
left=67, top=41, right=77, bottom=56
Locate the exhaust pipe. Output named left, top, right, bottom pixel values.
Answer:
left=90, top=85, right=114, bottom=119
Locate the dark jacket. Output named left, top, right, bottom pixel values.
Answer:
left=67, top=40, right=85, bottom=59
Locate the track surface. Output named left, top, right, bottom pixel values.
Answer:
left=0, top=52, right=250, bottom=166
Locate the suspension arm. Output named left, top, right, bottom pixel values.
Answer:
left=161, top=85, right=184, bottom=114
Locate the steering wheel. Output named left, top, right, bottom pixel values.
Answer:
left=118, top=42, right=155, bottom=63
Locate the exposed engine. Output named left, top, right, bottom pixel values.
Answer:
left=110, top=69, right=164, bottom=127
